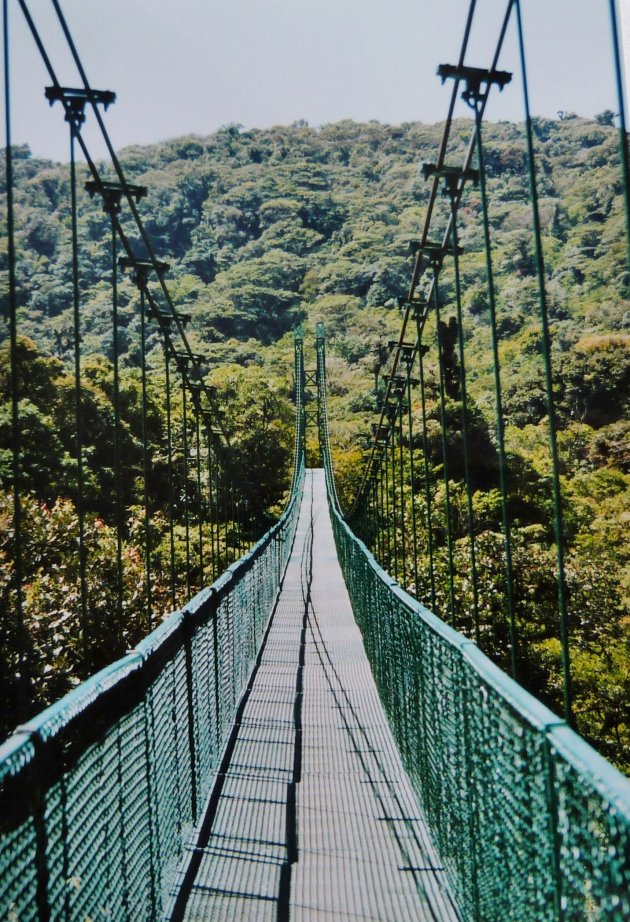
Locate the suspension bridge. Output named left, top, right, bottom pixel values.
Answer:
left=2, top=0, right=630, bottom=920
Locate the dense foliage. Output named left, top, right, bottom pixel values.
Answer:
left=1, top=117, right=628, bottom=769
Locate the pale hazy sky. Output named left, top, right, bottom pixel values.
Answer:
left=3, top=0, right=628, bottom=162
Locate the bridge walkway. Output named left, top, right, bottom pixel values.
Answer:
left=171, top=469, right=460, bottom=921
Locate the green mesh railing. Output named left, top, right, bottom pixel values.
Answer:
left=0, top=342, right=305, bottom=921
left=317, top=333, right=630, bottom=922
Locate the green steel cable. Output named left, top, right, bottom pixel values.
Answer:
left=383, top=434, right=393, bottom=576
left=449, top=202, right=481, bottom=644
left=230, top=485, right=235, bottom=560
left=163, top=341, right=177, bottom=608
left=371, top=482, right=378, bottom=555
left=430, top=260, right=456, bottom=625
left=378, top=459, right=386, bottom=563
left=139, top=283, right=153, bottom=630
left=369, top=473, right=375, bottom=555
left=215, top=452, right=222, bottom=575
left=217, top=457, right=224, bottom=574
left=392, top=416, right=401, bottom=582
left=388, top=414, right=399, bottom=582
left=109, top=213, right=124, bottom=647
left=208, top=433, right=216, bottom=580
left=608, top=0, right=630, bottom=287
left=371, top=484, right=377, bottom=552
left=69, top=124, right=90, bottom=671
left=403, top=355, right=420, bottom=596
left=224, top=481, right=230, bottom=564
left=212, top=454, right=221, bottom=574
left=397, top=393, right=407, bottom=587
left=194, top=404, right=204, bottom=591
left=470, top=98, right=518, bottom=678
left=377, top=448, right=387, bottom=561
left=376, top=477, right=383, bottom=560
left=515, top=0, right=572, bottom=721
left=365, top=484, right=372, bottom=549
left=181, top=374, right=191, bottom=596
left=206, top=429, right=217, bottom=581
left=3, top=0, right=26, bottom=716
left=416, top=331, right=437, bottom=611
left=375, top=457, right=383, bottom=559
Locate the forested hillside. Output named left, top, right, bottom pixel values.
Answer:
left=1, top=117, right=628, bottom=768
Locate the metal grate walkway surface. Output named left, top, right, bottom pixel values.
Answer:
left=171, top=469, right=460, bottom=921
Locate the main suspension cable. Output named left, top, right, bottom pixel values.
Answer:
left=515, top=0, right=571, bottom=719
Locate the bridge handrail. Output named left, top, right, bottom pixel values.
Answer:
left=0, top=345, right=306, bottom=920
left=317, top=335, right=630, bottom=922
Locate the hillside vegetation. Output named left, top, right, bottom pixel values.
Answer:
left=1, top=116, right=629, bottom=769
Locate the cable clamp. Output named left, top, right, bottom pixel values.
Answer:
left=85, top=179, right=146, bottom=214
left=437, top=63, right=512, bottom=107
left=45, top=86, right=115, bottom=125
left=118, top=256, right=169, bottom=288
left=421, top=162, right=479, bottom=199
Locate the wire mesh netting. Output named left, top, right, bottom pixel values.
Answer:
left=317, top=331, right=630, bottom=922
left=0, top=346, right=305, bottom=921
